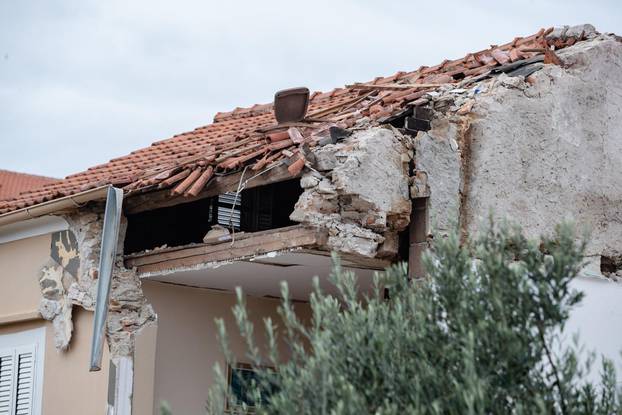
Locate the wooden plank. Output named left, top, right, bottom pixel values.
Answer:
left=296, top=249, right=391, bottom=271
left=346, top=83, right=443, bottom=91
left=124, top=164, right=298, bottom=215
left=125, top=226, right=326, bottom=274
left=125, top=224, right=305, bottom=265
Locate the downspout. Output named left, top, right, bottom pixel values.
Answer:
left=87, top=187, right=128, bottom=415
left=90, top=186, right=124, bottom=370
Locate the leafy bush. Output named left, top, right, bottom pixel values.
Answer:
left=204, top=222, right=621, bottom=414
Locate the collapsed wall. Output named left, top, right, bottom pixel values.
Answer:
left=37, top=205, right=155, bottom=355
left=35, top=127, right=416, bottom=353
left=35, top=27, right=622, bottom=355
left=290, top=127, right=413, bottom=258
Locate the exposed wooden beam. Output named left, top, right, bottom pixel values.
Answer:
left=124, top=164, right=298, bottom=215
left=346, top=83, right=443, bottom=91
left=124, top=225, right=328, bottom=275
left=296, top=249, right=391, bottom=271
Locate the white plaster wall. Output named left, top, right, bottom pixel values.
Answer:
left=565, top=277, right=622, bottom=383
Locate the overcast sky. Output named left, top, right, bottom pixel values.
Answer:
left=0, top=1, right=620, bottom=178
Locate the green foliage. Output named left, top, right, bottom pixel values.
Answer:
left=159, top=401, right=172, bottom=415
left=206, top=222, right=622, bottom=414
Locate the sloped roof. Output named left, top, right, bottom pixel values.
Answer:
left=0, top=27, right=588, bottom=214
left=0, top=170, right=57, bottom=202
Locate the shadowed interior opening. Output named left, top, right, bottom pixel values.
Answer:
left=124, top=179, right=303, bottom=254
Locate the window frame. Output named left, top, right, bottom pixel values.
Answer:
left=226, top=362, right=275, bottom=412
left=0, top=327, right=45, bottom=415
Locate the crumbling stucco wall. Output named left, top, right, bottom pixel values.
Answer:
left=38, top=209, right=102, bottom=349
left=410, top=32, right=622, bottom=276
left=290, top=127, right=412, bottom=258
left=37, top=206, right=155, bottom=355
left=462, top=35, right=622, bottom=262
left=413, top=119, right=463, bottom=234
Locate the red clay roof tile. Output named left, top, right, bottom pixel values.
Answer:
left=0, top=27, right=589, bottom=214
left=0, top=170, right=58, bottom=202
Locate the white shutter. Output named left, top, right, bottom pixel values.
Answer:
left=14, top=347, right=35, bottom=415
left=0, top=345, right=38, bottom=415
left=217, top=192, right=242, bottom=229
left=0, top=329, right=44, bottom=415
left=0, top=350, right=16, bottom=415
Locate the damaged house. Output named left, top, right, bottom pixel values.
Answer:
left=1, top=24, right=621, bottom=414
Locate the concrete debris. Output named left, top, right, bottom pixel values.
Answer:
left=498, top=74, right=527, bottom=89
left=410, top=170, right=430, bottom=199
left=38, top=259, right=73, bottom=350
left=456, top=101, right=474, bottom=115
left=67, top=282, right=94, bottom=308
left=300, top=175, right=320, bottom=189
left=36, top=206, right=156, bottom=356
left=546, top=24, right=597, bottom=41
left=202, top=224, right=231, bottom=244
left=107, top=265, right=156, bottom=357
left=291, top=127, right=412, bottom=258
left=313, top=146, right=339, bottom=171
left=413, top=119, right=462, bottom=234
left=317, top=179, right=337, bottom=195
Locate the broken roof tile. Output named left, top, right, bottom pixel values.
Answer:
left=0, top=26, right=593, bottom=214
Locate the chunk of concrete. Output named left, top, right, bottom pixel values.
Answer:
left=290, top=127, right=412, bottom=259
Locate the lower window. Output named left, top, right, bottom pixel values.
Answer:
left=0, top=327, right=45, bottom=415
left=227, top=363, right=275, bottom=410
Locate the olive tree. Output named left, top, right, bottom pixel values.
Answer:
left=202, top=222, right=620, bottom=414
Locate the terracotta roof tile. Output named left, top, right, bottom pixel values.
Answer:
left=0, top=27, right=589, bottom=214
left=0, top=170, right=58, bottom=202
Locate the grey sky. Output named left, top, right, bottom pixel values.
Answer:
left=0, top=0, right=620, bottom=178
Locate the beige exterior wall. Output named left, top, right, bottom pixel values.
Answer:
left=142, top=280, right=311, bottom=415
left=0, top=234, right=50, bottom=321
left=134, top=323, right=158, bottom=415
left=0, top=233, right=110, bottom=414
left=0, top=309, right=110, bottom=414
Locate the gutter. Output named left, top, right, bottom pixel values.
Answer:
left=0, top=185, right=111, bottom=227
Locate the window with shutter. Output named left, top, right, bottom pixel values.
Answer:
left=217, top=192, right=242, bottom=230
left=0, top=329, right=44, bottom=415
left=0, top=351, right=15, bottom=415
left=123, top=178, right=303, bottom=252
left=14, top=347, right=34, bottom=415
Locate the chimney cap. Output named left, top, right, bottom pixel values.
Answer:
left=274, top=87, right=310, bottom=124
